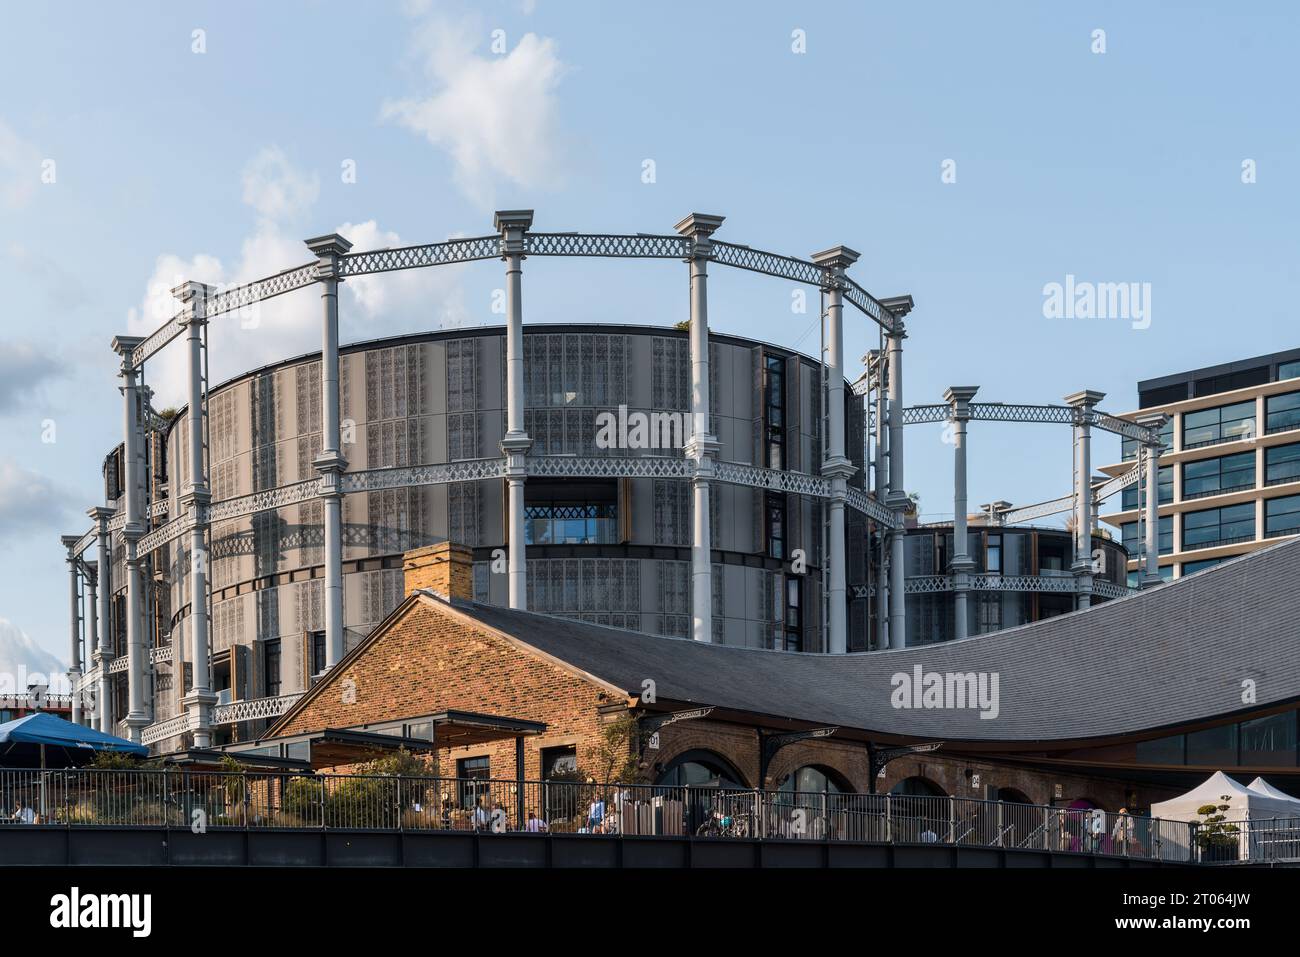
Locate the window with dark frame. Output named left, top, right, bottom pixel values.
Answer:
left=766, top=492, right=786, bottom=561
left=263, top=639, right=281, bottom=698
left=764, top=354, right=785, bottom=470
left=310, top=630, right=326, bottom=678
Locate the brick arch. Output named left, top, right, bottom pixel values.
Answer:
left=647, top=722, right=757, bottom=788
left=765, top=740, right=870, bottom=793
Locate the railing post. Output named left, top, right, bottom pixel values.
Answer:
left=885, top=321, right=909, bottom=647
left=945, top=387, right=979, bottom=639
left=112, top=337, right=149, bottom=743
left=173, top=281, right=217, bottom=747
left=88, top=507, right=115, bottom=734
left=496, top=210, right=534, bottom=610
left=1065, top=390, right=1105, bottom=610
left=305, top=233, right=353, bottom=673
left=812, top=246, right=860, bottom=654
left=59, top=536, right=83, bottom=725
left=675, top=213, right=725, bottom=643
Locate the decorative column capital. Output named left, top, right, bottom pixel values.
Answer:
left=674, top=212, right=725, bottom=258
left=86, top=505, right=115, bottom=531
left=811, top=245, right=860, bottom=289
left=1134, top=411, right=1169, bottom=447
left=171, top=280, right=214, bottom=327
left=1064, top=389, right=1106, bottom=414
left=111, top=335, right=145, bottom=376
left=305, top=233, right=354, bottom=281
left=494, top=209, right=534, bottom=255
left=943, top=385, right=979, bottom=419
left=60, top=534, right=81, bottom=561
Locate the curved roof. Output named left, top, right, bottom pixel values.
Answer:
left=454, top=537, right=1300, bottom=745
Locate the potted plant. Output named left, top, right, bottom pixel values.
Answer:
left=1195, top=796, right=1241, bottom=863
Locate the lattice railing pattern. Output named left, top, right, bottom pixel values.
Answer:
left=344, top=458, right=508, bottom=493
left=137, top=515, right=189, bottom=554
left=206, top=264, right=318, bottom=318
left=844, top=486, right=898, bottom=527
left=969, top=403, right=1075, bottom=426
left=141, top=712, right=191, bottom=746
left=997, top=496, right=1076, bottom=525
left=208, top=479, right=323, bottom=523
left=528, top=455, right=692, bottom=480
left=525, top=233, right=687, bottom=259
left=130, top=315, right=183, bottom=368
left=107, top=657, right=130, bottom=675
left=1096, top=466, right=1141, bottom=500
left=842, top=277, right=902, bottom=334
left=340, top=236, right=501, bottom=276
left=212, top=693, right=303, bottom=725
left=714, top=461, right=829, bottom=498
left=70, top=529, right=98, bottom=557
left=902, top=404, right=949, bottom=425
left=708, top=240, right=825, bottom=287
left=1092, top=411, right=1159, bottom=444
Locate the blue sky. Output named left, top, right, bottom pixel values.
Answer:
left=1, top=0, right=1296, bottom=668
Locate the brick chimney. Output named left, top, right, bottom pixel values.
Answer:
left=403, top=541, right=474, bottom=601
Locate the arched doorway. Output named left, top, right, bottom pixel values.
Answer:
left=776, top=765, right=851, bottom=796
left=654, top=750, right=748, bottom=836
left=772, top=765, right=855, bottom=841
left=888, top=777, right=948, bottom=843
left=654, top=750, right=746, bottom=789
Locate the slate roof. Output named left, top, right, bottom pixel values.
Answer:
left=451, top=537, right=1300, bottom=744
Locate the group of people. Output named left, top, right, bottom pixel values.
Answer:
left=8, top=800, right=36, bottom=824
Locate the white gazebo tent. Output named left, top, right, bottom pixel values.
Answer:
left=1151, top=771, right=1300, bottom=861
left=1246, top=777, right=1300, bottom=808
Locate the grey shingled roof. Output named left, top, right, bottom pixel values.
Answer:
left=455, top=537, right=1300, bottom=743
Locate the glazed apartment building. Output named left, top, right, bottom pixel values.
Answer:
left=1102, top=348, right=1300, bottom=581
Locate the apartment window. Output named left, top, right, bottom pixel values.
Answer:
left=1265, top=444, right=1300, bottom=487
left=780, top=577, right=802, bottom=652
left=1122, top=416, right=1173, bottom=461
left=1181, top=451, right=1255, bottom=500
left=1193, top=366, right=1268, bottom=398
left=763, top=355, right=785, bottom=470
left=1239, top=713, right=1298, bottom=768
left=1187, top=725, right=1237, bottom=767
left=1182, top=503, right=1255, bottom=551
left=1122, top=464, right=1173, bottom=510
left=1266, top=391, right=1300, bottom=435
left=263, top=640, right=281, bottom=698
left=310, top=631, right=326, bottom=678
left=986, top=534, right=1001, bottom=574
left=456, top=756, right=491, bottom=809
left=1280, top=360, right=1300, bottom=381
left=1182, top=401, right=1255, bottom=449
left=524, top=479, right=617, bottom=545
left=1128, top=565, right=1173, bottom=588
left=766, top=492, right=787, bottom=561
left=1265, top=495, right=1300, bottom=539
left=1181, top=557, right=1224, bottom=576
left=1121, top=517, right=1172, bottom=557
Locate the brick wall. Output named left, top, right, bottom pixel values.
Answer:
left=273, top=596, right=628, bottom=780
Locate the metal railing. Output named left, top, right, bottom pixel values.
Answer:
left=0, top=769, right=1201, bottom=861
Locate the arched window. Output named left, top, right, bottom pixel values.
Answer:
left=890, top=776, right=946, bottom=797
left=777, top=765, right=850, bottom=796
left=997, top=787, right=1031, bottom=804
left=655, top=750, right=746, bottom=789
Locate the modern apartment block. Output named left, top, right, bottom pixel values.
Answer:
left=1101, top=348, right=1300, bottom=582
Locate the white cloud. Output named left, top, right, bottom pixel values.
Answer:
left=382, top=14, right=569, bottom=206
left=127, top=151, right=472, bottom=409
left=0, top=117, right=42, bottom=209
left=0, top=340, right=62, bottom=414
left=241, top=146, right=320, bottom=223
left=0, top=618, right=65, bottom=684
left=0, top=458, right=77, bottom=539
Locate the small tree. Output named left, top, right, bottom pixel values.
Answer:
left=588, top=712, right=643, bottom=787
left=1196, top=796, right=1241, bottom=859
